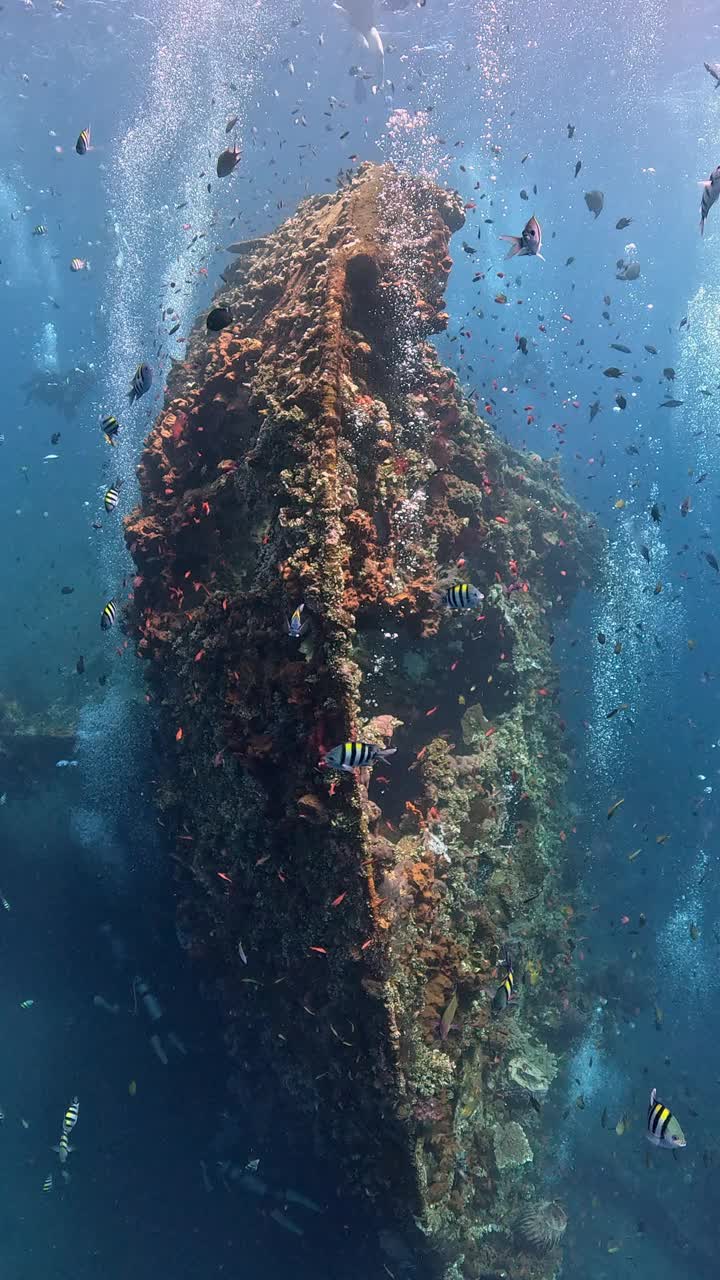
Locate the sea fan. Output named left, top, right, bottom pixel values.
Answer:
left=517, top=1200, right=568, bottom=1253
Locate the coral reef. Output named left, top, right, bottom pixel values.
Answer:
left=124, top=163, right=602, bottom=1278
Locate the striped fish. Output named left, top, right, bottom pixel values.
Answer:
left=104, top=486, right=120, bottom=513
left=102, top=415, right=120, bottom=446
left=53, top=1130, right=74, bottom=1164
left=647, top=1088, right=686, bottom=1149
left=128, top=362, right=152, bottom=403
left=323, top=741, right=397, bottom=772
left=62, top=1097, right=79, bottom=1133
left=69, top=258, right=87, bottom=272
left=43, top=1173, right=53, bottom=1193
left=700, top=166, right=720, bottom=235
left=100, top=600, right=117, bottom=631
left=75, top=127, right=91, bottom=155
left=33, top=225, right=47, bottom=236
left=445, top=583, right=484, bottom=610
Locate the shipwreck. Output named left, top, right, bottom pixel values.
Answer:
left=124, top=163, right=601, bottom=1279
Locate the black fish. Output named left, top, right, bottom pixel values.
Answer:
left=610, top=343, right=631, bottom=353
left=51, top=432, right=61, bottom=445
left=706, top=552, right=720, bottom=572
left=584, top=189, right=604, bottom=217
left=206, top=306, right=233, bottom=332
left=589, top=400, right=600, bottom=421
left=616, top=217, right=632, bottom=229
left=567, top=123, right=575, bottom=138
left=615, top=394, right=627, bottom=409
left=659, top=399, right=683, bottom=408
left=640, top=545, right=650, bottom=563
left=663, top=367, right=675, bottom=380
left=603, top=367, right=622, bottom=378
left=574, top=160, right=582, bottom=178
left=651, top=503, right=662, bottom=523
left=76, top=656, right=85, bottom=675
left=216, top=145, right=240, bottom=178
left=597, top=631, right=606, bottom=644
left=225, top=115, right=238, bottom=133
left=644, top=344, right=657, bottom=354
left=61, top=585, right=74, bottom=595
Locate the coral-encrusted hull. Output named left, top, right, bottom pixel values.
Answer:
left=124, top=163, right=601, bottom=1277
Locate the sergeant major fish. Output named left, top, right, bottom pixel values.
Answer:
left=102, top=415, right=121, bottom=446
left=445, top=583, right=484, bottom=610
left=647, top=1088, right=686, bottom=1149
left=104, top=484, right=120, bottom=513
left=75, top=127, right=91, bottom=155
left=53, top=1130, right=74, bottom=1164
left=62, top=1097, right=79, bottom=1133
left=323, top=741, right=397, bottom=772
left=128, top=363, right=152, bottom=403
left=100, top=600, right=117, bottom=631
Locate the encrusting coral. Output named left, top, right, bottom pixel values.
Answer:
left=124, top=163, right=602, bottom=1279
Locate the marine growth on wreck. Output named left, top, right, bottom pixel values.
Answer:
left=124, top=162, right=602, bottom=1279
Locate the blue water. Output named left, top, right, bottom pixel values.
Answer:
left=1, top=0, right=719, bottom=1276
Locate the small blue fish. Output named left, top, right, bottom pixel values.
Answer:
left=128, top=363, right=152, bottom=403
left=287, top=603, right=306, bottom=638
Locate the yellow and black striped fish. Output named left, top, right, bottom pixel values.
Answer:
left=43, top=1173, right=53, bottom=1193
left=33, top=225, right=47, bottom=237
left=53, top=1130, right=73, bottom=1164
left=445, top=583, right=484, bottom=610
left=100, top=600, right=117, bottom=631
left=75, top=127, right=91, bottom=156
left=128, top=362, right=152, bottom=403
left=69, top=258, right=87, bottom=272
left=102, top=415, right=120, bottom=446
left=323, top=741, right=397, bottom=772
left=62, top=1097, right=79, bottom=1133
left=104, top=486, right=120, bottom=513
left=646, top=1088, right=686, bottom=1149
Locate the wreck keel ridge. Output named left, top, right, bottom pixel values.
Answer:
left=125, top=163, right=601, bottom=1278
